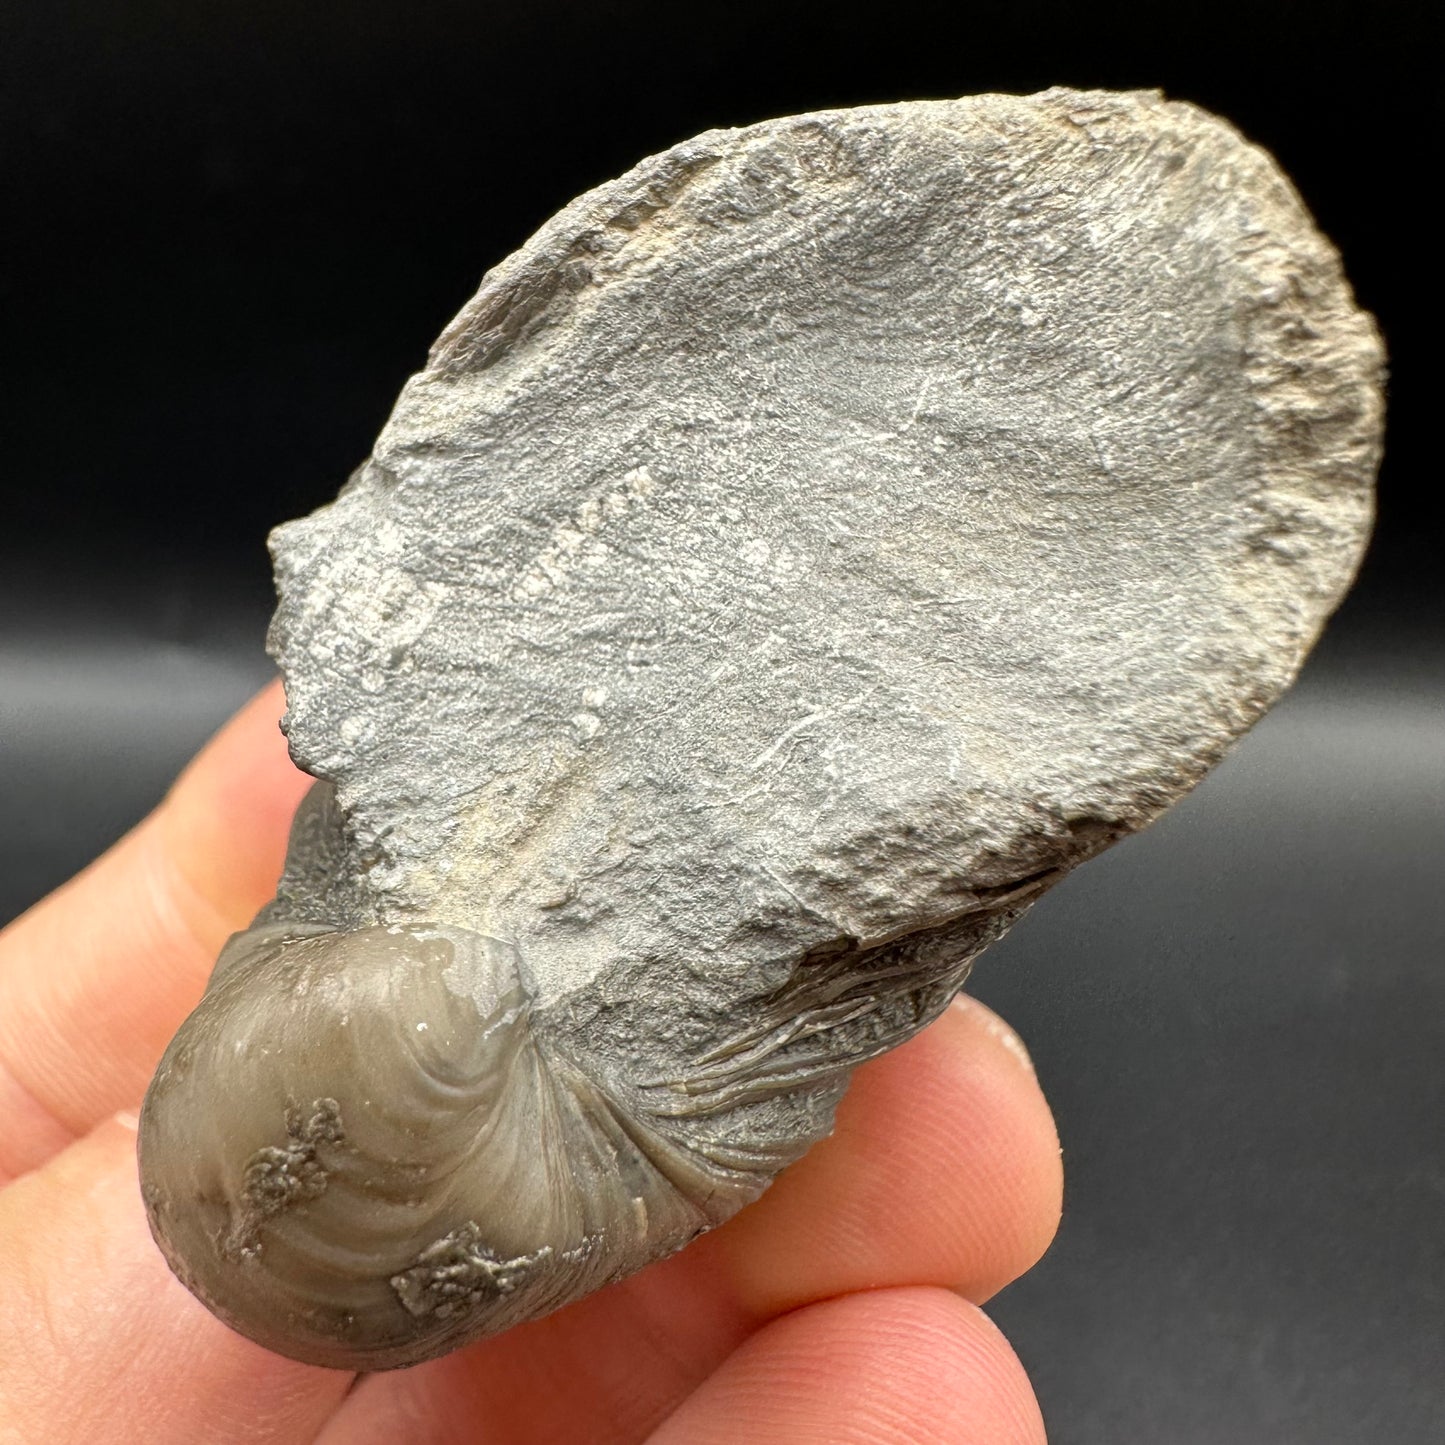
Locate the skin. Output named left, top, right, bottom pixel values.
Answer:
left=0, top=684, right=1062, bottom=1444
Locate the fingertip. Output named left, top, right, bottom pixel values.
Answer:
left=708, top=990, right=1063, bottom=1314
left=159, top=679, right=311, bottom=916
left=946, top=993, right=1063, bottom=1300
left=646, top=1287, right=1047, bottom=1445
left=950, top=991, right=1037, bottom=1075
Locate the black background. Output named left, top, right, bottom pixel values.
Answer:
left=2, top=3, right=1441, bottom=1441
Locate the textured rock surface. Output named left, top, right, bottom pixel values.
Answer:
left=138, top=88, right=1383, bottom=1369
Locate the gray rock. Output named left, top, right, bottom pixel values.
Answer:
left=138, top=87, right=1383, bottom=1370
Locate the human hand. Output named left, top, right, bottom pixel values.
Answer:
left=0, top=684, right=1062, bottom=1444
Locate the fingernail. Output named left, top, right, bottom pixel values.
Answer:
left=953, top=994, right=1036, bottom=1075
left=113, top=1109, right=139, bottom=1133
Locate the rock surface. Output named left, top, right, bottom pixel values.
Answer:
left=138, top=88, right=1383, bottom=1369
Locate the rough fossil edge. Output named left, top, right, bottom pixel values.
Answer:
left=277, top=85, right=1383, bottom=937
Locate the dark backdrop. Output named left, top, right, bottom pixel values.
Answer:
left=2, top=3, right=1440, bottom=1442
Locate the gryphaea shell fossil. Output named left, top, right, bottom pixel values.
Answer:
left=138, top=88, right=1383, bottom=1370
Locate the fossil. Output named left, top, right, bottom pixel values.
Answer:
left=137, top=88, right=1383, bottom=1370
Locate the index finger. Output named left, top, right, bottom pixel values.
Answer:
left=0, top=681, right=310, bottom=1182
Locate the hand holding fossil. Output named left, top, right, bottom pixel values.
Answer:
left=0, top=685, right=1061, bottom=1444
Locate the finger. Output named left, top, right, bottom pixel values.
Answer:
left=0, top=682, right=309, bottom=1181
left=0, top=1114, right=352, bottom=1445
left=645, top=1288, right=1046, bottom=1445
left=707, top=992, right=1063, bottom=1313
left=315, top=994, right=1061, bottom=1445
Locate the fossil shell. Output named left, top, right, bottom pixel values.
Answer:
left=139, top=88, right=1382, bottom=1370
